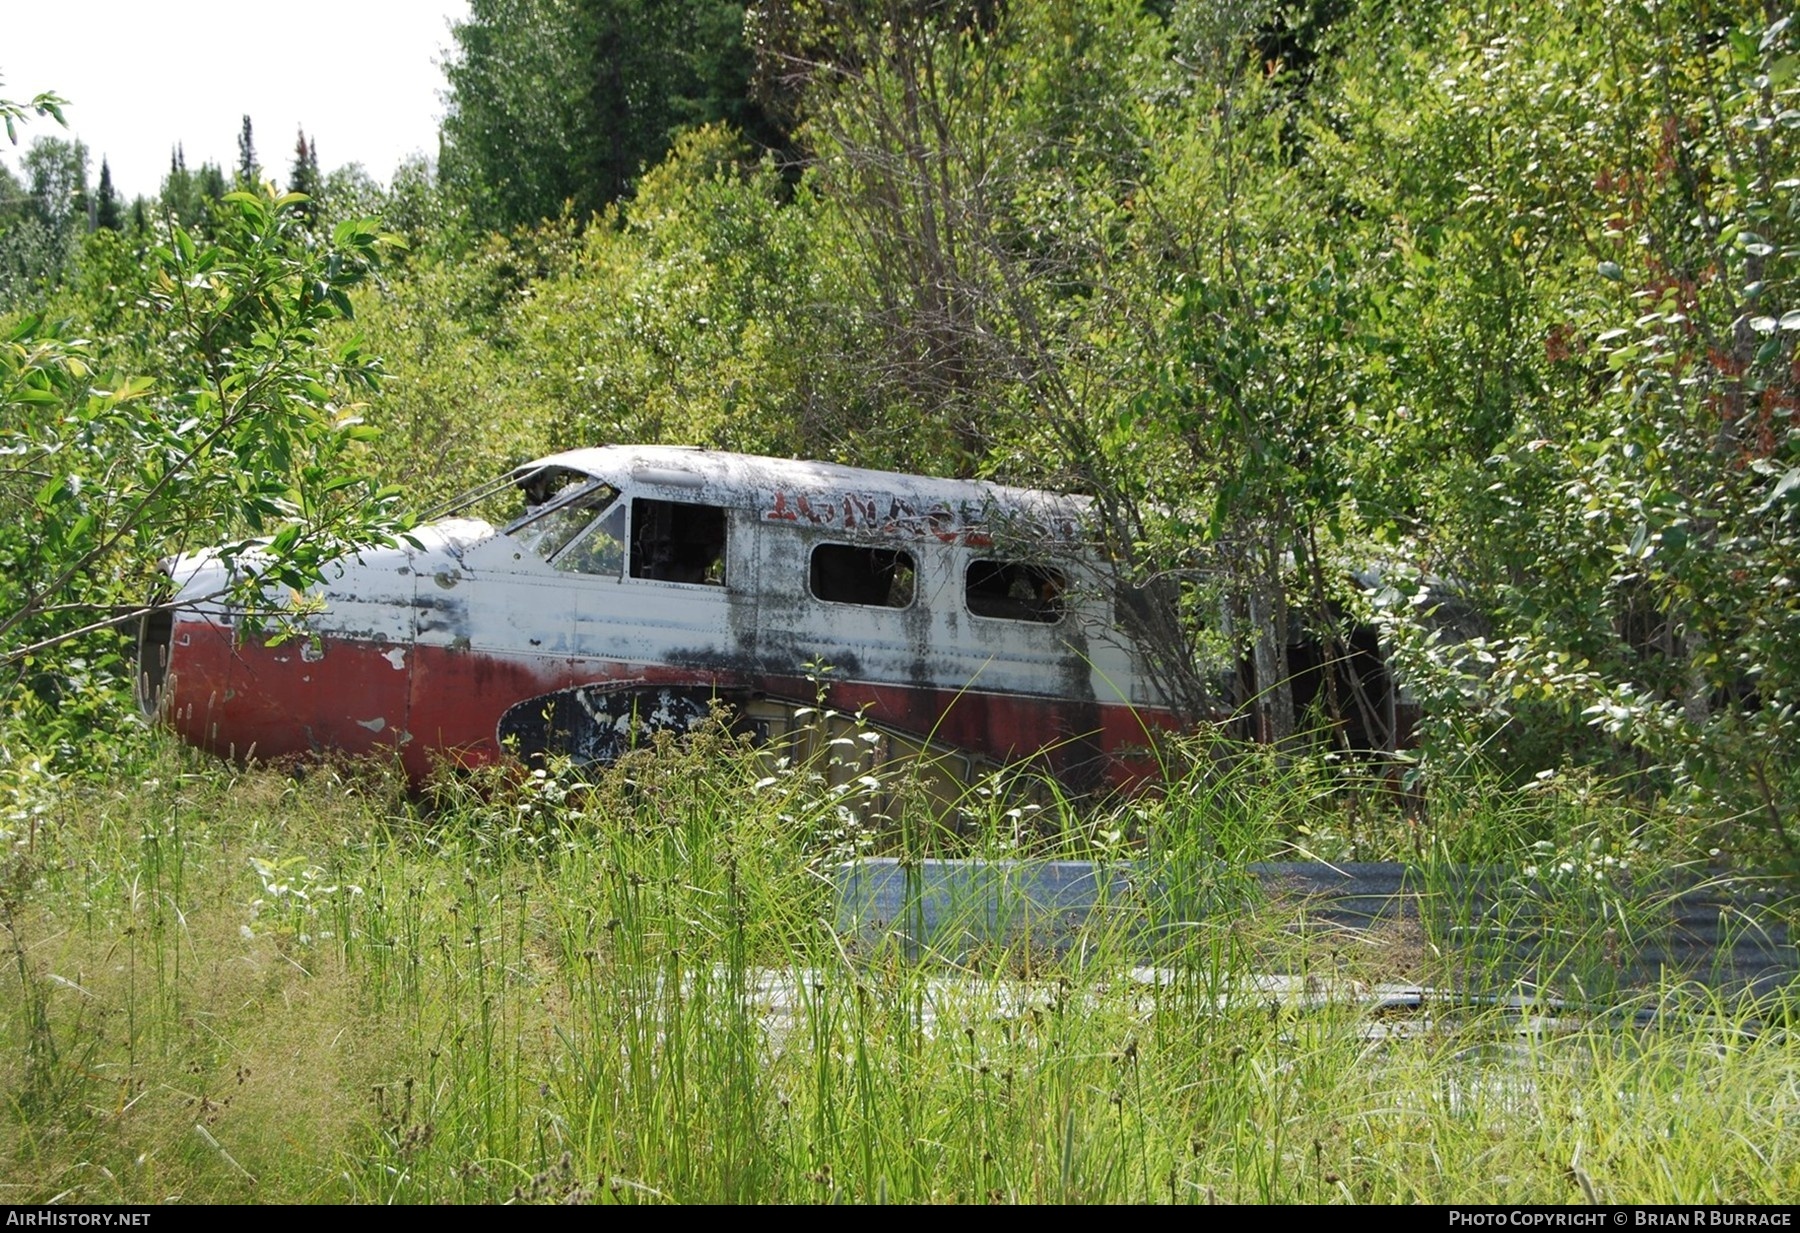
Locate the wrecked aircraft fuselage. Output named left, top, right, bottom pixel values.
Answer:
left=137, top=446, right=1181, bottom=790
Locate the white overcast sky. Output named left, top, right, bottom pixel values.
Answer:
left=2, top=1, right=471, bottom=201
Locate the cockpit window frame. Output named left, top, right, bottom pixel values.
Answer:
left=503, top=472, right=623, bottom=567
left=502, top=467, right=609, bottom=529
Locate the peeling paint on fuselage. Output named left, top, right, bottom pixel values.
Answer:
left=146, top=447, right=1178, bottom=789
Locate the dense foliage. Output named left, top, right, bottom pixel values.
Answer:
left=439, top=0, right=782, bottom=230
left=0, top=126, right=410, bottom=743
left=4, top=0, right=1800, bottom=862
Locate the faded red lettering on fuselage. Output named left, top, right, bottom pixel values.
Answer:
left=764, top=489, right=1074, bottom=548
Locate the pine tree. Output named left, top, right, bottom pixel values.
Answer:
left=94, top=158, right=121, bottom=231
left=165, top=149, right=226, bottom=227
left=162, top=145, right=191, bottom=223
left=289, top=127, right=322, bottom=226
left=236, top=114, right=258, bottom=186
left=197, top=162, right=226, bottom=205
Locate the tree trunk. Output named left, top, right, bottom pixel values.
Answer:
left=1246, top=538, right=1293, bottom=748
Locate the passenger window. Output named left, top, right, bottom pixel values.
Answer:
left=511, top=484, right=619, bottom=562
left=630, top=499, right=728, bottom=585
left=810, top=544, right=916, bottom=608
left=554, top=502, right=627, bottom=577
left=966, top=559, right=1065, bottom=623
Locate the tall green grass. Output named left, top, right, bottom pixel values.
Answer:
left=0, top=723, right=1794, bottom=1203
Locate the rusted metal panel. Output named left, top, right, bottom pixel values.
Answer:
left=141, top=446, right=1181, bottom=788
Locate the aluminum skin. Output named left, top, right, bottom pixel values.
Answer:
left=138, top=446, right=1180, bottom=790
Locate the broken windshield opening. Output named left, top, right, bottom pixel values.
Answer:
left=425, top=464, right=609, bottom=528
left=511, top=466, right=602, bottom=511
left=506, top=478, right=622, bottom=563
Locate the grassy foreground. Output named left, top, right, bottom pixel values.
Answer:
left=1, top=725, right=1796, bottom=1204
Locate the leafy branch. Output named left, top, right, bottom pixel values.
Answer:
left=0, top=188, right=410, bottom=687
